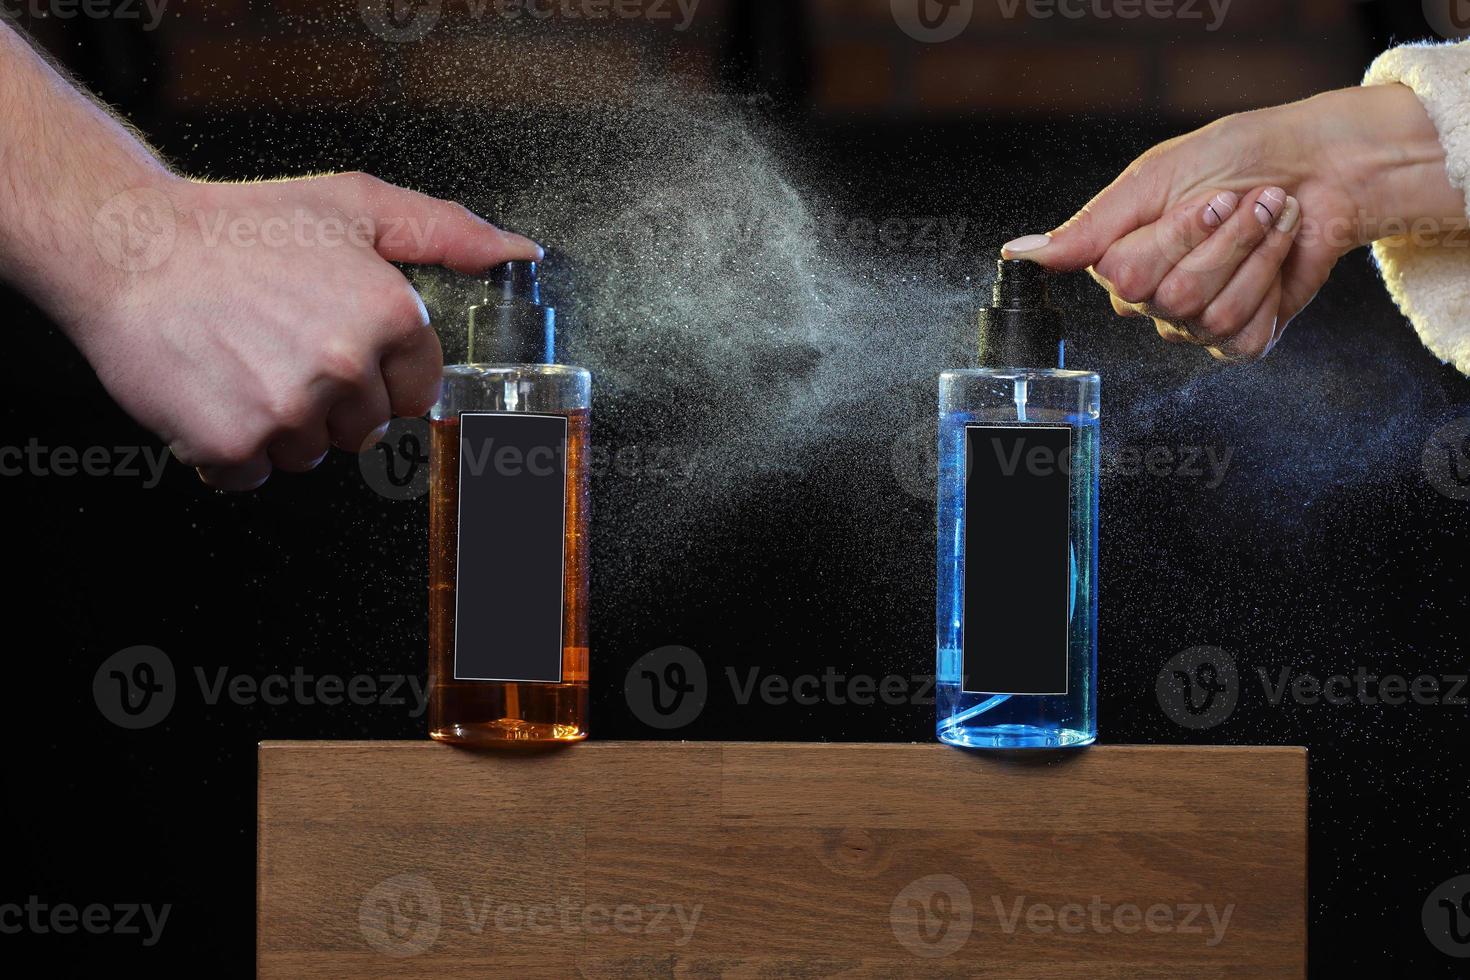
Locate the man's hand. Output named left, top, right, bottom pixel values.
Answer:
left=0, top=21, right=539, bottom=491
left=79, top=173, right=540, bottom=491
left=1002, top=84, right=1467, bottom=361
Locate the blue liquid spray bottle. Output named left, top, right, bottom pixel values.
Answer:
left=936, top=257, right=1099, bottom=749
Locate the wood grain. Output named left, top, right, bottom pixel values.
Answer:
left=258, top=742, right=1306, bottom=978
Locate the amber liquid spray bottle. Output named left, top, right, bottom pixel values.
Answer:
left=429, top=261, right=590, bottom=744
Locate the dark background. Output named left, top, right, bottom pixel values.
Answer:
left=4, top=0, right=1470, bottom=974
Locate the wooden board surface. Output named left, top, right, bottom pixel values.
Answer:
left=258, top=742, right=1306, bottom=978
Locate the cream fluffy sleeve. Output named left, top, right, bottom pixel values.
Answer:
left=1363, top=44, right=1470, bottom=374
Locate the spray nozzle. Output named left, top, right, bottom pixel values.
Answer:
left=489, top=260, right=543, bottom=304
left=469, top=261, right=556, bottom=365
left=979, top=256, right=1065, bottom=370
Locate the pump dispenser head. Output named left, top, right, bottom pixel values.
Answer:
left=978, top=257, right=1064, bottom=370
left=468, top=260, right=556, bottom=365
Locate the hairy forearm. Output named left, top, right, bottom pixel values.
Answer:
left=0, top=21, right=177, bottom=325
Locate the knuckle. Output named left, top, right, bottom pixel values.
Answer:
left=200, top=431, right=260, bottom=468
left=1153, top=280, right=1182, bottom=314
left=1232, top=332, right=1272, bottom=362
left=336, top=170, right=381, bottom=194
left=265, top=388, right=317, bottom=431
left=379, top=282, right=429, bottom=337
left=1209, top=321, right=1271, bottom=362
left=1215, top=345, right=1257, bottom=364
left=1197, top=305, right=1241, bottom=341
left=1199, top=301, right=1246, bottom=339
left=317, top=338, right=370, bottom=387
left=1155, top=276, right=1205, bottom=319
left=1106, top=258, right=1152, bottom=305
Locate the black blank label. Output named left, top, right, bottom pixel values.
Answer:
left=454, top=413, right=567, bottom=683
left=963, top=425, right=1070, bottom=695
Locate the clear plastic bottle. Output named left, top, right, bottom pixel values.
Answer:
left=428, top=262, right=590, bottom=744
left=936, top=259, right=1099, bottom=749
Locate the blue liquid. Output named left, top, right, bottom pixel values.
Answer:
left=936, top=411, right=1099, bottom=749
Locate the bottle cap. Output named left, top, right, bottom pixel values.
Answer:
left=468, top=260, right=556, bottom=365
left=978, top=257, right=1064, bottom=369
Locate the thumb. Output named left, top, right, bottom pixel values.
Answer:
left=335, top=172, right=543, bottom=272
left=1002, top=170, right=1162, bottom=272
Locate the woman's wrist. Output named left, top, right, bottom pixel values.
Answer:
left=1312, top=84, right=1466, bottom=249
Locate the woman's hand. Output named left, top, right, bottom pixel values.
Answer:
left=1003, top=83, right=1467, bottom=361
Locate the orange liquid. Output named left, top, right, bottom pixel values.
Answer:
left=428, top=410, right=590, bottom=744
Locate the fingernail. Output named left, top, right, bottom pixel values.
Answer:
left=1254, top=188, right=1287, bottom=227
left=500, top=228, right=544, bottom=260
left=1273, top=195, right=1301, bottom=234
left=1002, top=233, right=1052, bottom=257
left=1202, top=191, right=1240, bottom=228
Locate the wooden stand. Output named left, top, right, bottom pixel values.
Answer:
left=259, top=741, right=1306, bottom=977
